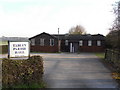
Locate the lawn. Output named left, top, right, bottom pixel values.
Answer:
left=95, top=52, right=105, bottom=59
left=3, top=83, right=46, bottom=88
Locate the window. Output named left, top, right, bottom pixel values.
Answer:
left=88, top=40, right=92, bottom=46
left=50, top=39, right=54, bottom=46
left=97, top=40, right=101, bottom=46
left=79, top=40, right=83, bottom=46
left=65, top=40, right=68, bottom=46
left=31, top=39, right=35, bottom=45
left=40, top=38, right=44, bottom=46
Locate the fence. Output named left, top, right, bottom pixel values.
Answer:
left=105, top=49, right=120, bottom=70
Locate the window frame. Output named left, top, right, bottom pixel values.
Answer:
left=79, top=40, right=83, bottom=46
left=50, top=39, right=54, bottom=46
left=31, top=39, right=35, bottom=45
left=40, top=38, right=45, bottom=46
left=65, top=40, right=69, bottom=46
left=97, top=40, right=101, bottom=46
left=88, top=40, right=92, bottom=46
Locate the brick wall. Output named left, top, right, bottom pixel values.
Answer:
left=79, top=46, right=105, bottom=52
left=30, top=45, right=58, bottom=53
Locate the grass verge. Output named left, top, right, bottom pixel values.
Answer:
left=3, top=83, right=46, bottom=88
left=95, top=52, right=105, bottom=59
left=7, top=82, right=46, bottom=88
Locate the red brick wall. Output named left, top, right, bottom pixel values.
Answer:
left=30, top=45, right=104, bottom=53
left=79, top=46, right=105, bottom=52
left=30, top=45, right=58, bottom=53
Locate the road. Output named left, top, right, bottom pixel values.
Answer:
left=33, top=53, right=118, bottom=88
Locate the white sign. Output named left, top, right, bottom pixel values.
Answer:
left=9, top=42, right=30, bottom=58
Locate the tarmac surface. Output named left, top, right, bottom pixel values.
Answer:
left=32, top=53, right=119, bottom=88
left=0, top=53, right=119, bottom=88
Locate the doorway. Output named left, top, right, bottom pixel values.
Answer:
left=70, top=43, right=79, bottom=53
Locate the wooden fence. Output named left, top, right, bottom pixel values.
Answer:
left=105, top=49, right=120, bottom=69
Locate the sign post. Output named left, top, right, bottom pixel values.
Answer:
left=8, top=41, right=30, bottom=59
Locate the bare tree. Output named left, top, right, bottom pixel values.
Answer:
left=107, top=1, right=120, bottom=51
left=68, top=25, right=86, bottom=35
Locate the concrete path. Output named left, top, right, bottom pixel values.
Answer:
left=34, top=53, right=119, bottom=88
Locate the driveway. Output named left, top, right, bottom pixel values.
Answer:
left=32, top=53, right=118, bottom=88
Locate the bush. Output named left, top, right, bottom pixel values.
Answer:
left=2, top=56, right=44, bottom=88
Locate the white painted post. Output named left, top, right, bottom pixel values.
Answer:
left=70, top=43, right=73, bottom=53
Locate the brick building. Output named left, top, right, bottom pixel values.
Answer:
left=29, top=32, right=105, bottom=53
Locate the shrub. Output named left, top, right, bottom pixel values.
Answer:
left=2, top=56, right=44, bottom=88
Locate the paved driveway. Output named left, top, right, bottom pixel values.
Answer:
left=32, top=53, right=118, bottom=88
left=0, top=53, right=119, bottom=88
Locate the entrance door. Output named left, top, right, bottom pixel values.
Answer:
left=70, top=43, right=79, bottom=53
left=73, top=43, right=79, bottom=52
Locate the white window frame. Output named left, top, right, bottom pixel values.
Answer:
left=50, top=39, right=54, bottom=46
left=79, top=40, right=83, bottom=46
left=31, top=39, right=35, bottom=45
left=65, top=40, right=69, bottom=46
left=40, top=38, right=44, bottom=46
left=97, top=40, right=101, bottom=46
left=88, top=40, right=92, bottom=46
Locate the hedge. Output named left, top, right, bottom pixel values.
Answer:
left=0, top=45, right=8, bottom=54
left=2, top=56, right=44, bottom=88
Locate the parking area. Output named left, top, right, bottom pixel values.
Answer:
left=32, top=53, right=118, bottom=88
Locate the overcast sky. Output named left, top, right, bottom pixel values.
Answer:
left=0, top=0, right=119, bottom=37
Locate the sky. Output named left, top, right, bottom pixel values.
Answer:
left=0, top=0, right=119, bottom=37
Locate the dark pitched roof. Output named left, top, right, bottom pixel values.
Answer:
left=52, top=34, right=65, bottom=40
left=53, top=34, right=105, bottom=40
left=29, top=32, right=105, bottom=41
left=29, top=32, right=57, bottom=40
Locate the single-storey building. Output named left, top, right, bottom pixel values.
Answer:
left=29, top=32, right=105, bottom=53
